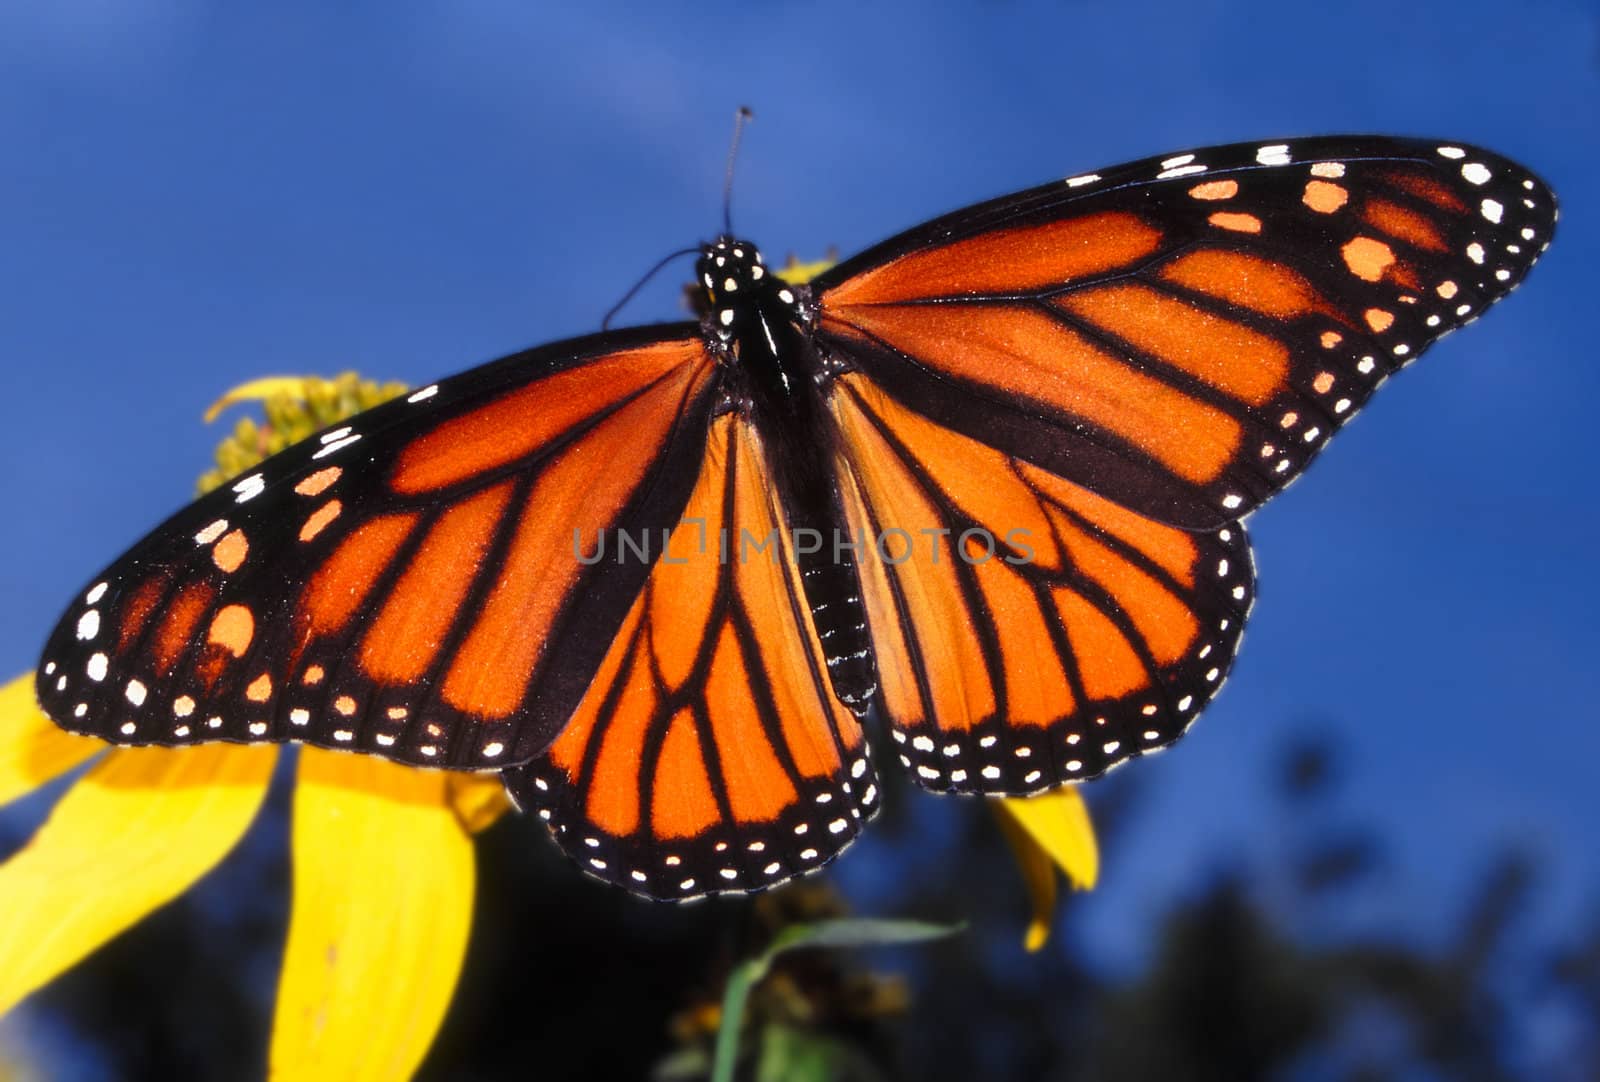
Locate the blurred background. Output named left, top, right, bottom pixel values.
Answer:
left=1, top=1, right=1595, bottom=1078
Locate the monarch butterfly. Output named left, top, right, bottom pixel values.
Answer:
left=36, top=136, right=1555, bottom=900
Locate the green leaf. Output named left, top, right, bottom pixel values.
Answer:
left=767, top=918, right=963, bottom=956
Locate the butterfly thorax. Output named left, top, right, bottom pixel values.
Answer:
left=697, top=237, right=810, bottom=385
left=696, top=237, right=822, bottom=458
left=695, top=236, right=878, bottom=718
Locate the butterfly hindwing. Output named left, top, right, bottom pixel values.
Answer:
left=830, top=374, right=1252, bottom=794
left=814, top=136, right=1556, bottom=530
left=36, top=326, right=720, bottom=770
left=502, top=414, right=878, bottom=900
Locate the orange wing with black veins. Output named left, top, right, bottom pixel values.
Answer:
left=502, top=414, right=878, bottom=900
left=831, top=374, right=1252, bottom=793
left=813, top=137, right=1556, bottom=530
left=38, top=328, right=720, bottom=770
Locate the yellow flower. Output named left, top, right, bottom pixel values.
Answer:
left=0, top=376, right=513, bottom=1080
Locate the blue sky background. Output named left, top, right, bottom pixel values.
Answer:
left=0, top=0, right=1595, bottom=1014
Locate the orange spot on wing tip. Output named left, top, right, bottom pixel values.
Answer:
left=295, top=466, right=342, bottom=497
left=1188, top=179, right=1238, bottom=201
left=1342, top=236, right=1396, bottom=283
left=211, top=529, right=248, bottom=573
left=1312, top=371, right=1335, bottom=394
left=207, top=604, right=255, bottom=657
left=298, top=499, right=343, bottom=543
left=334, top=694, right=357, bottom=716
left=1365, top=308, right=1395, bottom=333
left=1437, top=280, right=1459, bottom=299
left=245, top=672, right=273, bottom=702
left=1302, top=180, right=1349, bottom=214
left=302, top=664, right=325, bottom=685
left=1321, top=331, right=1343, bottom=348
left=1208, top=211, right=1262, bottom=234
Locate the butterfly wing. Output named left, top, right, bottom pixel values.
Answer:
left=830, top=373, right=1251, bottom=793
left=501, top=413, right=878, bottom=900
left=811, top=135, right=1554, bottom=793
left=36, top=325, right=721, bottom=770
left=813, top=136, right=1557, bottom=530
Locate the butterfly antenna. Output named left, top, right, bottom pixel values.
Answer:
left=722, top=105, right=754, bottom=236
left=599, top=109, right=752, bottom=330
left=600, top=247, right=700, bottom=331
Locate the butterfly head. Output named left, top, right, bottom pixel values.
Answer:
left=696, top=236, right=771, bottom=312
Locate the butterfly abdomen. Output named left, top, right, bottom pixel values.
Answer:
left=789, top=507, right=877, bottom=717
left=749, top=359, right=879, bottom=718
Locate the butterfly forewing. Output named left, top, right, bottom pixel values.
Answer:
left=814, top=136, right=1557, bottom=530
left=37, top=326, right=719, bottom=770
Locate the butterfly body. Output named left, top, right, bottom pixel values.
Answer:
left=698, top=236, right=880, bottom=717
left=36, top=136, right=1555, bottom=900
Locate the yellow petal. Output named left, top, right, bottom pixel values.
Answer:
left=0, top=743, right=276, bottom=1015
left=0, top=673, right=104, bottom=808
left=993, top=789, right=1099, bottom=952
left=446, top=772, right=514, bottom=836
left=774, top=255, right=837, bottom=285
left=993, top=806, right=1058, bottom=952
left=271, top=749, right=475, bottom=1081
left=203, top=376, right=325, bottom=423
